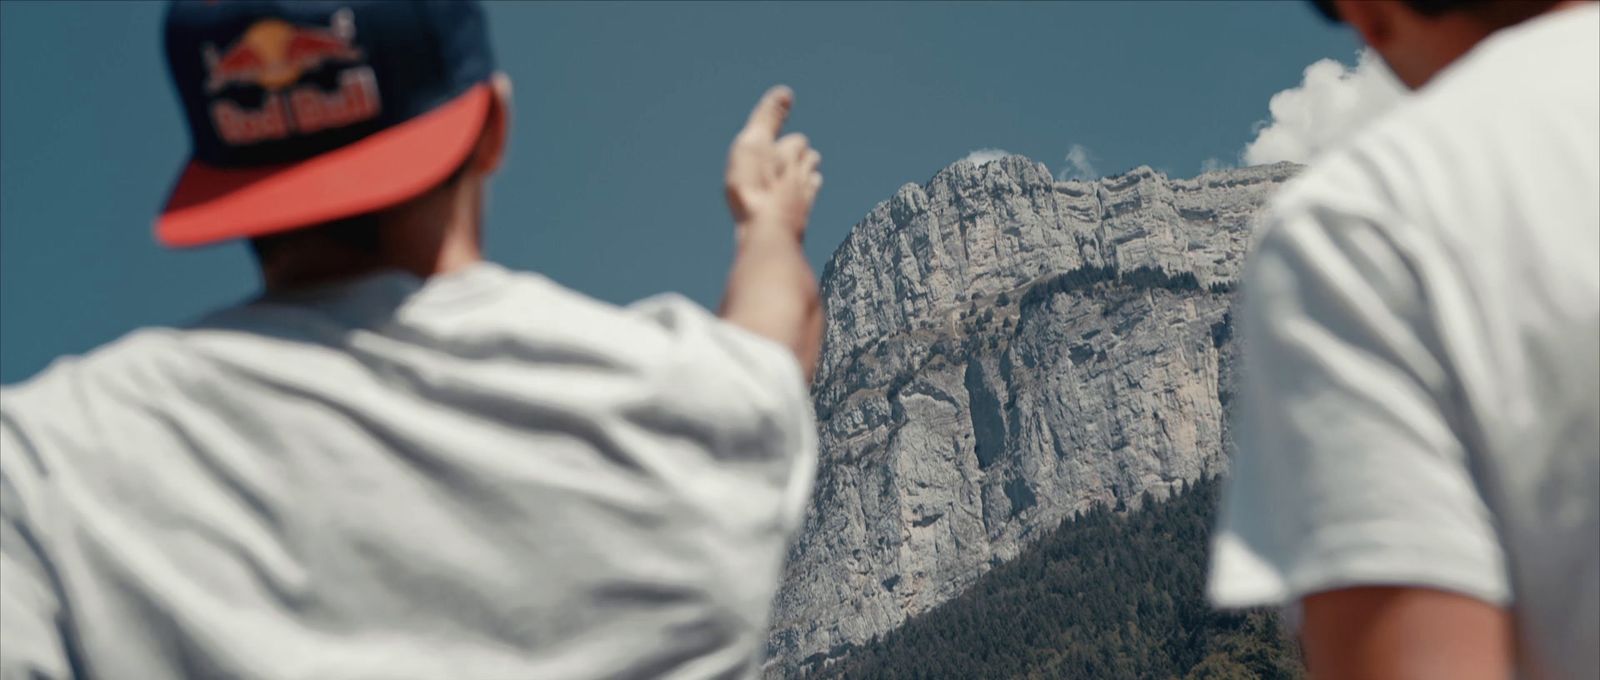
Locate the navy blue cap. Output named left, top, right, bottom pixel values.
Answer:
left=157, top=0, right=497, bottom=246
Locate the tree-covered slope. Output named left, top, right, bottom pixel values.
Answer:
left=811, top=477, right=1305, bottom=680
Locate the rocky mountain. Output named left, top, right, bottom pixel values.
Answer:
left=765, top=156, right=1300, bottom=676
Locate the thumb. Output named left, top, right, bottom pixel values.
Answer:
left=739, top=85, right=794, bottom=142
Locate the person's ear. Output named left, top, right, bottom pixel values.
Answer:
left=468, top=72, right=512, bottom=176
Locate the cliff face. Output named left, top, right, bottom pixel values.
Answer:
left=767, top=156, right=1298, bottom=675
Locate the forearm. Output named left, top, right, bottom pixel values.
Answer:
left=720, top=226, right=821, bottom=381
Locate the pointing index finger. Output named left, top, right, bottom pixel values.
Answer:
left=741, top=85, right=794, bottom=142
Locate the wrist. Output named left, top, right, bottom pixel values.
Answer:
left=737, top=218, right=805, bottom=248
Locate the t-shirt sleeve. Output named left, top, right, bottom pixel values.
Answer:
left=1207, top=197, right=1510, bottom=611
left=1, top=413, right=73, bottom=680
left=623, top=294, right=818, bottom=534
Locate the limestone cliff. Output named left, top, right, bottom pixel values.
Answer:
left=766, top=156, right=1298, bottom=675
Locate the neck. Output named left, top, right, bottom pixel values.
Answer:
left=260, top=177, right=484, bottom=293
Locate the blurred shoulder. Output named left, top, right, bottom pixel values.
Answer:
left=3, top=326, right=190, bottom=402
left=423, top=263, right=801, bottom=382
left=1272, top=7, right=1595, bottom=194
left=1, top=326, right=191, bottom=452
left=1259, top=6, right=1598, bottom=261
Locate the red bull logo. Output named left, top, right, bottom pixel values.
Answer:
left=203, top=8, right=381, bottom=146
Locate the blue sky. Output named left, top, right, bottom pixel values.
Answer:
left=0, top=1, right=1360, bottom=383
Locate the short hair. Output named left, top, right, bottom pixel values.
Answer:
left=1310, top=0, right=1572, bottom=26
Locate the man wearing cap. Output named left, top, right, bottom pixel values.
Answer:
left=0, top=1, right=823, bottom=678
left=1209, top=1, right=1598, bottom=678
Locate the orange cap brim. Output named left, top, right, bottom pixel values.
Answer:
left=156, top=83, right=492, bottom=248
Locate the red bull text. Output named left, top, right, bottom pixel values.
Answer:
left=202, top=9, right=381, bottom=146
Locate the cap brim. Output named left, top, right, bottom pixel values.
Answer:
left=156, top=83, right=492, bottom=248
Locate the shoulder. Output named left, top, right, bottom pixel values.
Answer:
left=411, top=264, right=669, bottom=347
left=410, top=264, right=806, bottom=401
left=625, top=292, right=806, bottom=392
left=1259, top=8, right=1598, bottom=278
left=1, top=326, right=193, bottom=469
left=481, top=277, right=815, bottom=488
left=1274, top=7, right=1597, bottom=229
left=4, top=327, right=191, bottom=407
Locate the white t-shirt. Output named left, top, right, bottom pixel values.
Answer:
left=0, top=262, right=817, bottom=679
left=1210, top=6, right=1599, bottom=679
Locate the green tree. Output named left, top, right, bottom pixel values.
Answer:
left=810, top=477, right=1305, bottom=680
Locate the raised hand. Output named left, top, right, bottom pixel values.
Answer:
left=725, top=86, right=823, bottom=243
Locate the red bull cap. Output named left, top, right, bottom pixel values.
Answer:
left=157, top=0, right=495, bottom=247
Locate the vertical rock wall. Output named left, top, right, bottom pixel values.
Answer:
left=766, top=157, right=1298, bottom=675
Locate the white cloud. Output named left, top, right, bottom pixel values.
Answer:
left=1200, top=157, right=1234, bottom=173
left=1242, top=49, right=1406, bottom=166
left=960, top=148, right=1012, bottom=166
left=1058, top=144, right=1098, bottom=181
